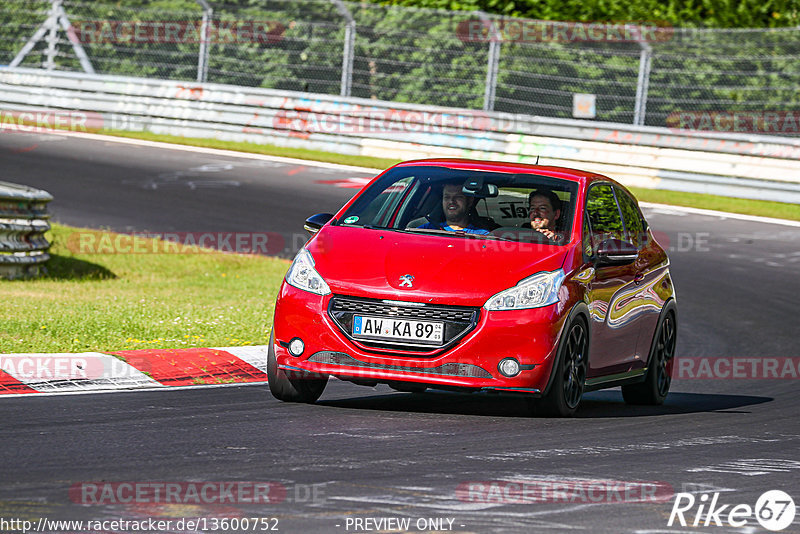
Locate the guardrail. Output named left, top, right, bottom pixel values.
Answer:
left=1, top=67, right=798, bottom=203
left=0, top=181, right=52, bottom=280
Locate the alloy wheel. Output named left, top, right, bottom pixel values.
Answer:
left=562, top=323, right=587, bottom=409
left=654, top=314, right=676, bottom=397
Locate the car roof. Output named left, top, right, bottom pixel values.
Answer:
left=393, top=158, right=620, bottom=189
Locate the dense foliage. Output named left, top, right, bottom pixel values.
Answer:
left=381, top=0, right=800, bottom=28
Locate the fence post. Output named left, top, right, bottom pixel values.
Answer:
left=9, top=0, right=95, bottom=73
left=342, top=20, right=355, bottom=97
left=475, top=11, right=500, bottom=112
left=196, top=0, right=213, bottom=83
left=44, top=0, right=61, bottom=70
left=633, top=41, right=652, bottom=126
left=330, top=0, right=355, bottom=97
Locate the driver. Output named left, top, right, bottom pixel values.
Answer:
left=417, top=183, right=491, bottom=235
left=525, top=189, right=564, bottom=242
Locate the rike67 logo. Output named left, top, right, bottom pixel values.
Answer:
left=668, top=490, right=795, bottom=531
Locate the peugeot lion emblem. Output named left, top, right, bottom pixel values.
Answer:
left=399, top=274, right=414, bottom=288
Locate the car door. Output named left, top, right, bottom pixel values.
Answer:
left=583, top=183, right=641, bottom=378
left=615, top=186, right=670, bottom=363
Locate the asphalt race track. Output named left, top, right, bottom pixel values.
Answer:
left=0, top=132, right=365, bottom=258
left=1, top=132, right=799, bottom=533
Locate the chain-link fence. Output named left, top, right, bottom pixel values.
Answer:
left=1, top=0, right=798, bottom=131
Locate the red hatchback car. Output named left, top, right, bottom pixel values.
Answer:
left=268, top=159, right=677, bottom=416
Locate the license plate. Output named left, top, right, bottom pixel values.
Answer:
left=353, top=315, right=444, bottom=345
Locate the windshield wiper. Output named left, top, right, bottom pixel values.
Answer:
left=357, top=224, right=408, bottom=234
left=403, top=228, right=516, bottom=242
left=403, top=227, right=451, bottom=235
left=465, top=233, right=516, bottom=242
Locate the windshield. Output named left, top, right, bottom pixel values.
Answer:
left=338, top=166, right=579, bottom=246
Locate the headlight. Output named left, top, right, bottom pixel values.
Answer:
left=484, top=269, right=565, bottom=311
left=285, top=249, right=331, bottom=296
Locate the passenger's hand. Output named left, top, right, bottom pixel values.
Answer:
left=536, top=228, right=557, bottom=240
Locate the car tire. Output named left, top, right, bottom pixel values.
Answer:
left=530, top=317, right=588, bottom=417
left=622, top=309, right=676, bottom=405
left=267, top=332, right=328, bottom=403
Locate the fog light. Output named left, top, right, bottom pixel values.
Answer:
left=288, top=338, right=305, bottom=357
left=498, top=358, right=521, bottom=377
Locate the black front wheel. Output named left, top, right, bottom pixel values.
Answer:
left=622, top=310, right=676, bottom=405
left=530, top=318, right=588, bottom=417
left=267, top=332, right=328, bottom=403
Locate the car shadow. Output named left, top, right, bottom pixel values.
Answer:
left=573, top=390, right=772, bottom=418
left=317, top=386, right=772, bottom=418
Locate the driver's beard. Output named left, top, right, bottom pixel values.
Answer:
left=445, top=211, right=469, bottom=227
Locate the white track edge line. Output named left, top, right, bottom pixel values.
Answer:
left=0, top=346, right=269, bottom=358
left=0, top=380, right=268, bottom=398
left=44, top=129, right=380, bottom=173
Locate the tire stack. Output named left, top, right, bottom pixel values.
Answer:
left=0, top=181, right=52, bottom=280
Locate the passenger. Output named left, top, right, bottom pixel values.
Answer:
left=417, top=183, right=491, bottom=235
left=526, top=189, right=563, bottom=242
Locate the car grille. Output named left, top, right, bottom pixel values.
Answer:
left=308, top=351, right=492, bottom=378
left=328, top=295, right=480, bottom=353
left=330, top=298, right=474, bottom=322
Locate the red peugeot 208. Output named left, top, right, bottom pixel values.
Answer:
left=268, top=159, right=677, bottom=416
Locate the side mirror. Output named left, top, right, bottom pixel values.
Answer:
left=595, top=238, right=638, bottom=266
left=303, top=213, right=334, bottom=235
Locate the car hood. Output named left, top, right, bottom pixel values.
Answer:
left=306, top=226, right=569, bottom=307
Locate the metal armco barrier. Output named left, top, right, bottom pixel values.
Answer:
left=0, top=181, right=52, bottom=280
left=1, top=67, right=799, bottom=203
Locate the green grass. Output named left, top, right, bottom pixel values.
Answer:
left=0, top=224, right=289, bottom=353
left=101, top=130, right=800, bottom=221
left=629, top=187, right=800, bottom=220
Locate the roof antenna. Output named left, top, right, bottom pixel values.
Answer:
left=536, top=155, right=540, bottom=165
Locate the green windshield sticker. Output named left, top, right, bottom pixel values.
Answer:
left=344, top=216, right=359, bottom=224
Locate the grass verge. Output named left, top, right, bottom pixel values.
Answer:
left=100, top=130, right=800, bottom=222
left=0, top=224, right=289, bottom=353
left=629, top=187, right=800, bottom=221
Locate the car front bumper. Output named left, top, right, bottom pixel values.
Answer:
left=272, top=283, right=573, bottom=394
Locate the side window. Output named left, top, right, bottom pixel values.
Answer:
left=616, top=188, right=646, bottom=247
left=585, top=184, right=625, bottom=254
